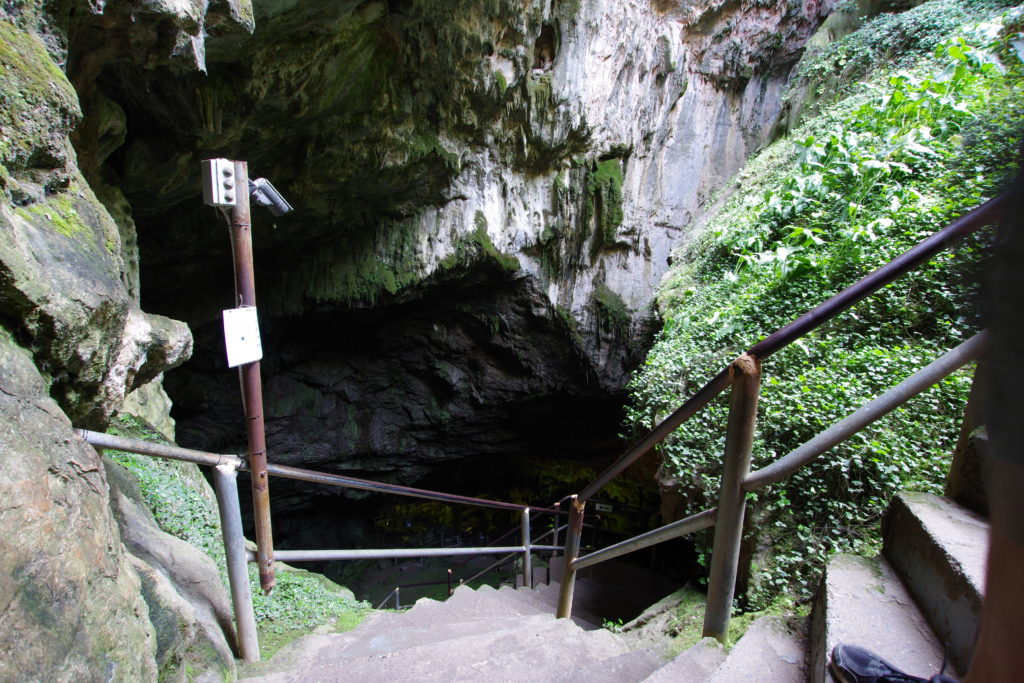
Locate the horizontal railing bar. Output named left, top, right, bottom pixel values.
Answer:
left=744, top=331, right=990, bottom=491
left=393, top=579, right=451, bottom=589
left=254, top=546, right=529, bottom=562
left=260, top=462, right=560, bottom=513
left=570, top=508, right=718, bottom=571
left=451, top=521, right=564, bottom=574
left=748, top=193, right=1006, bottom=360
left=454, top=523, right=567, bottom=580
left=579, top=368, right=732, bottom=502
left=78, top=429, right=557, bottom=515
left=76, top=429, right=243, bottom=468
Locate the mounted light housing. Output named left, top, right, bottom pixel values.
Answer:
left=249, top=177, right=293, bottom=216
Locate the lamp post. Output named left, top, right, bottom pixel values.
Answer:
left=202, top=159, right=292, bottom=594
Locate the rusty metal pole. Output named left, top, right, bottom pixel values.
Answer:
left=556, top=496, right=585, bottom=618
left=521, top=507, right=532, bottom=589
left=703, top=354, right=761, bottom=643
left=229, top=160, right=275, bottom=593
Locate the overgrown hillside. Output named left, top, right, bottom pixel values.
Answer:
left=627, top=0, right=1024, bottom=610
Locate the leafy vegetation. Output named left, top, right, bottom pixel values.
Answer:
left=627, top=5, right=1024, bottom=610
left=105, top=414, right=372, bottom=658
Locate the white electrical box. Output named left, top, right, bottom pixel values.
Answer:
left=222, top=307, right=263, bottom=367
left=202, top=158, right=238, bottom=207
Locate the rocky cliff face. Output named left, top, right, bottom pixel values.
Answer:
left=1, top=2, right=246, bottom=679
left=0, top=0, right=833, bottom=677
left=95, top=0, right=832, bottom=518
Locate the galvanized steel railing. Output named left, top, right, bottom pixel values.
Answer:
left=555, top=191, right=1008, bottom=641
left=76, top=428, right=565, bottom=662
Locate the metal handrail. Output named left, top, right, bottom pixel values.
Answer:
left=260, top=462, right=565, bottom=514
left=570, top=331, right=990, bottom=576
left=79, top=193, right=1008, bottom=659
left=75, top=430, right=242, bottom=468
left=557, top=194, right=1007, bottom=637
left=80, top=429, right=560, bottom=514
left=571, top=508, right=717, bottom=571
left=77, top=429, right=565, bottom=661
left=576, top=191, right=1008, bottom=504
left=744, top=331, right=990, bottom=491
left=457, top=524, right=569, bottom=587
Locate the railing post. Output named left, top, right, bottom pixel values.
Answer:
left=212, top=462, right=260, bottom=662
left=448, top=568, right=454, bottom=596
left=521, top=507, right=532, bottom=589
left=703, top=353, right=761, bottom=643
left=556, top=495, right=585, bottom=618
left=395, top=586, right=401, bottom=610
left=549, top=504, right=560, bottom=586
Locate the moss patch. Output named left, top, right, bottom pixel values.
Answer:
left=584, top=159, right=624, bottom=249
left=592, top=283, right=630, bottom=334
left=0, top=20, right=79, bottom=174
left=438, top=210, right=521, bottom=273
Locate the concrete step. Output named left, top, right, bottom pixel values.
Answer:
left=328, top=613, right=557, bottom=660
left=446, top=623, right=630, bottom=681
left=809, top=554, right=946, bottom=683
left=553, top=647, right=663, bottom=682
left=643, top=637, right=725, bottom=682
left=245, top=612, right=586, bottom=682
left=402, top=583, right=539, bottom=624
left=883, top=491, right=988, bottom=672
left=495, top=583, right=603, bottom=631
left=496, top=583, right=555, bottom=614
left=525, top=575, right=604, bottom=628
left=707, top=615, right=806, bottom=682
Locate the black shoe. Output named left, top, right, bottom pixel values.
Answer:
left=829, top=644, right=932, bottom=683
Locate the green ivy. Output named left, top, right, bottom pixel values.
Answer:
left=627, top=7, right=1024, bottom=610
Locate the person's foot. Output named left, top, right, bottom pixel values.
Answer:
left=830, top=644, right=941, bottom=683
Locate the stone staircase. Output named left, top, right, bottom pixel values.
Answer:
left=242, top=491, right=987, bottom=682
left=810, top=491, right=988, bottom=681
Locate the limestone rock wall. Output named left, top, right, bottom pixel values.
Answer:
left=105, top=0, right=833, bottom=495
left=0, top=3, right=248, bottom=679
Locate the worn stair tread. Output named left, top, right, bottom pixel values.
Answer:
left=449, top=625, right=630, bottom=682
left=810, top=554, right=945, bottom=683
left=404, top=584, right=540, bottom=623
left=496, top=584, right=554, bottom=612
left=882, top=491, right=988, bottom=672
left=243, top=614, right=586, bottom=682
left=274, top=616, right=602, bottom=682
left=643, top=637, right=726, bottom=682
left=558, top=648, right=664, bottom=682
left=707, top=615, right=806, bottom=683
left=525, top=579, right=604, bottom=629
left=334, top=613, right=559, bottom=659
